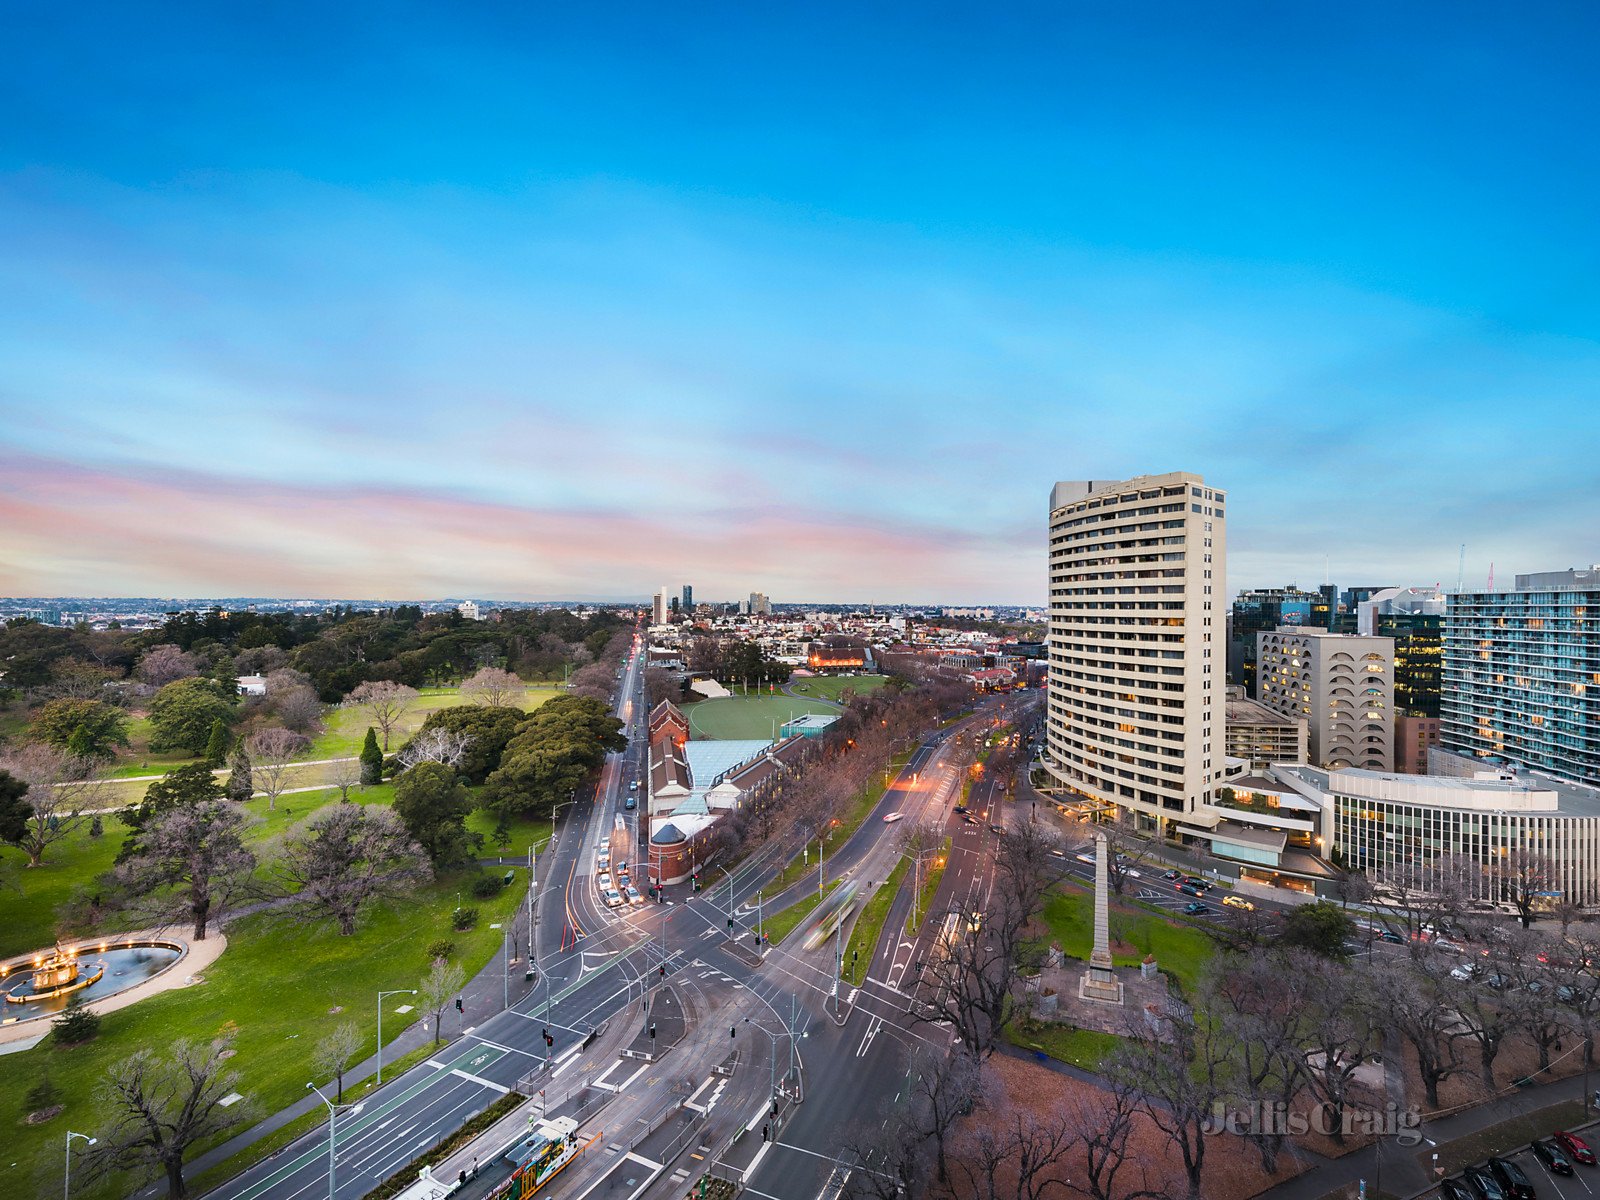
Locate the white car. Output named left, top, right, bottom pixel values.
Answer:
left=598, top=871, right=612, bottom=889
left=604, top=889, right=624, bottom=908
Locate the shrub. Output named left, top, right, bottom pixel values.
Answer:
left=89, top=814, right=104, bottom=839
left=451, top=906, right=479, bottom=931
left=25, top=1072, right=61, bottom=1113
left=470, top=875, right=503, bottom=899
left=52, top=1006, right=101, bottom=1046
left=425, top=938, right=456, bottom=961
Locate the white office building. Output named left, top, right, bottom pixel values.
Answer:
left=1257, top=628, right=1395, bottom=771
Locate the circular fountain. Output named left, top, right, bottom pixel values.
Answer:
left=0, top=937, right=185, bottom=1025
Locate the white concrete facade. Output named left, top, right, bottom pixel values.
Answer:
left=1257, top=628, right=1395, bottom=771
left=1043, top=472, right=1226, bottom=834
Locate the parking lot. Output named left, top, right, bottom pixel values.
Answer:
left=1429, top=1128, right=1600, bottom=1199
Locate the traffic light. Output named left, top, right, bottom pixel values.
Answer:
left=693, top=873, right=701, bottom=891
left=730, top=1025, right=737, bottom=1039
left=649, top=1023, right=656, bottom=1039
left=659, top=964, right=666, bottom=978
left=541, top=1027, right=549, bottom=1041
left=455, top=997, right=464, bottom=1013
left=727, top=917, right=734, bottom=931
left=545, top=1033, right=554, bottom=1049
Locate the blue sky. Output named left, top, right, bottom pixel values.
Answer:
left=3, top=2, right=1597, bottom=603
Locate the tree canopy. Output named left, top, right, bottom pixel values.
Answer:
left=147, top=678, right=237, bottom=754
left=28, top=698, right=130, bottom=757
left=392, top=762, right=480, bottom=868
left=482, top=695, right=625, bottom=820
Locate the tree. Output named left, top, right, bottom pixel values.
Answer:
left=1277, top=900, right=1355, bottom=958
left=200, top=718, right=228, bottom=767
left=1300, top=955, right=1380, bottom=1145
left=123, top=762, right=226, bottom=858
left=396, top=706, right=529, bottom=784
left=117, top=801, right=255, bottom=939
left=89, top=1037, right=250, bottom=1199
left=1372, top=960, right=1468, bottom=1108
left=247, top=727, right=309, bottom=811
left=360, top=726, right=384, bottom=784
left=135, top=644, right=201, bottom=687
left=345, top=680, right=419, bottom=751
left=0, top=744, right=100, bottom=867
left=460, top=667, right=524, bottom=708
left=0, top=768, right=30, bottom=846
left=225, top=741, right=253, bottom=802
left=642, top=667, right=679, bottom=709
left=1112, top=1011, right=1229, bottom=1200
left=1496, top=850, right=1557, bottom=929
left=1101, top=821, right=1153, bottom=897
left=393, top=763, right=481, bottom=867
left=394, top=726, right=472, bottom=773
left=28, top=698, right=130, bottom=757
left=147, top=678, right=235, bottom=754
left=419, top=957, right=467, bottom=1044
left=329, top=755, right=362, bottom=802
left=1054, top=1075, right=1163, bottom=1200
left=482, top=695, right=626, bottom=820
left=269, top=684, right=323, bottom=734
left=312, top=1021, right=362, bottom=1104
left=275, top=805, right=429, bottom=934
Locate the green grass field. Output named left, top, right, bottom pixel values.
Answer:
left=683, top=694, right=838, bottom=740
left=1038, top=884, right=1215, bottom=994
left=1005, top=1018, right=1123, bottom=1071
left=784, top=675, right=888, bottom=703
left=1, top=865, right=526, bottom=1200
left=761, top=882, right=841, bottom=946
left=306, top=684, right=562, bottom=758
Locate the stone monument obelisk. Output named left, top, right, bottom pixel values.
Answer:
left=1080, top=830, right=1125, bottom=1004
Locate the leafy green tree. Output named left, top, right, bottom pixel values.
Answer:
left=225, top=741, right=253, bottom=802
left=121, top=762, right=225, bottom=861
left=396, top=705, right=531, bottom=784
left=482, top=695, right=625, bottom=821
left=28, top=698, right=130, bottom=757
left=147, top=678, right=236, bottom=754
left=0, top=769, right=29, bottom=846
left=392, top=763, right=480, bottom=867
left=359, top=726, right=384, bottom=785
left=1277, top=900, right=1355, bottom=959
left=202, top=718, right=229, bottom=767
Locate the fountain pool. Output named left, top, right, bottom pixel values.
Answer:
left=0, top=939, right=185, bottom=1024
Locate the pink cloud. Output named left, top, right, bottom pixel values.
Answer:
left=0, top=454, right=1036, bottom=602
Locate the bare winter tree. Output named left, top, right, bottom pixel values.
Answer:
left=1056, top=1074, right=1164, bottom=1200
left=246, top=727, right=309, bottom=811
left=393, top=727, right=472, bottom=773
left=328, top=755, right=362, bottom=803
left=88, top=1036, right=252, bottom=1199
left=0, top=743, right=105, bottom=866
left=312, top=1021, right=363, bottom=1103
left=1496, top=850, right=1558, bottom=929
left=117, top=801, right=257, bottom=940
left=135, top=644, right=201, bottom=688
left=460, top=667, right=525, bottom=708
left=1102, top=818, right=1154, bottom=897
left=952, top=1106, right=1077, bottom=1200
left=420, top=957, right=467, bottom=1044
left=910, top=1050, right=985, bottom=1187
left=274, top=805, right=430, bottom=935
left=344, top=680, right=419, bottom=751
left=1370, top=958, right=1469, bottom=1108
left=1301, top=955, right=1381, bottom=1144
left=269, top=684, right=324, bottom=734
left=1110, top=1009, right=1229, bottom=1200
left=840, top=1095, right=935, bottom=1200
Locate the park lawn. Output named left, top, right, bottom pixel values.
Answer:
left=785, top=675, right=888, bottom=703
left=762, top=882, right=840, bottom=946
left=0, top=824, right=125, bottom=958
left=1005, top=1018, right=1124, bottom=1072
left=683, top=694, right=837, bottom=741
left=1, top=868, right=527, bottom=1200
left=1038, top=884, right=1215, bottom=994
left=307, top=685, right=561, bottom=759
left=844, top=856, right=909, bottom=985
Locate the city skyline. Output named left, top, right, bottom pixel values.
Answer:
left=5, top=4, right=1599, bottom=602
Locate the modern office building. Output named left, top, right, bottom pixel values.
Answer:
left=681, top=584, right=693, bottom=613
left=1257, top=628, right=1395, bottom=771
left=747, top=592, right=772, bottom=617
left=652, top=587, right=671, bottom=627
left=1441, top=567, right=1600, bottom=786
left=1228, top=585, right=1325, bottom=695
left=1042, top=472, right=1226, bottom=836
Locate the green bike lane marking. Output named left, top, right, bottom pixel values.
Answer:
left=217, top=1042, right=509, bottom=1200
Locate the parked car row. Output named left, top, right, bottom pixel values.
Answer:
left=1437, top=1129, right=1596, bottom=1199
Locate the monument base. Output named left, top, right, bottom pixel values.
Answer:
left=1079, top=969, right=1125, bottom=1006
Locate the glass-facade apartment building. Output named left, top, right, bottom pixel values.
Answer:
left=1442, top=568, right=1600, bottom=787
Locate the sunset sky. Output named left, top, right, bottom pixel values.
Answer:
left=4, top=3, right=1598, bottom=604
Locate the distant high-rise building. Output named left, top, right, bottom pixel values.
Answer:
left=682, top=584, right=693, bottom=613
left=652, top=587, right=671, bottom=627
left=748, top=592, right=771, bottom=616
left=1441, top=567, right=1600, bottom=785
left=1256, top=628, right=1395, bottom=771
left=457, top=600, right=481, bottom=621
left=1227, top=585, right=1324, bottom=696
left=1043, top=472, right=1225, bottom=836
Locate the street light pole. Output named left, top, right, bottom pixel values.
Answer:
left=65, top=1131, right=95, bottom=1200
left=376, top=988, right=417, bottom=1087
left=307, top=1082, right=339, bottom=1200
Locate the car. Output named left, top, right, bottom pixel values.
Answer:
left=1532, top=1137, right=1575, bottom=1175
left=597, top=853, right=610, bottom=870
left=598, top=871, right=612, bottom=888
left=1554, top=1130, right=1598, bottom=1165
left=1462, top=1165, right=1507, bottom=1200
left=604, top=889, right=624, bottom=908
left=1177, top=884, right=1205, bottom=897
left=629, top=779, right=639, bottom=791
left=1183, top=902, right=1210, bottom=915
left=1049, top=848, right=1067, bottom=858
left=599, top=838, right=611, bottom=852
left=616, top=860, right=628, bottom=873
left=990, top=824, right=1003, bottom=834
left=963, top=815, right=978, bottom=825
left=1380, top=930, right=1405, bottom=944
left=618, top=873, right=631, bottom=889
left=1437, top=1180, right=1475, bottom=1200
left=1182, top=876, right=1208, bottom=890
left=1221, top=895, right=1255, bottom=911
left=1161, top=870, right=1181, bottom=881
left=625, top=796, right=637, bottom=810
left=1450, top=962, right=1479, bottom=981
left=954, top=804, right=969, bottom=814
left=1487, top=1156, right=1536, bottom=1199
left=626, top=885, right=642, bottom=903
